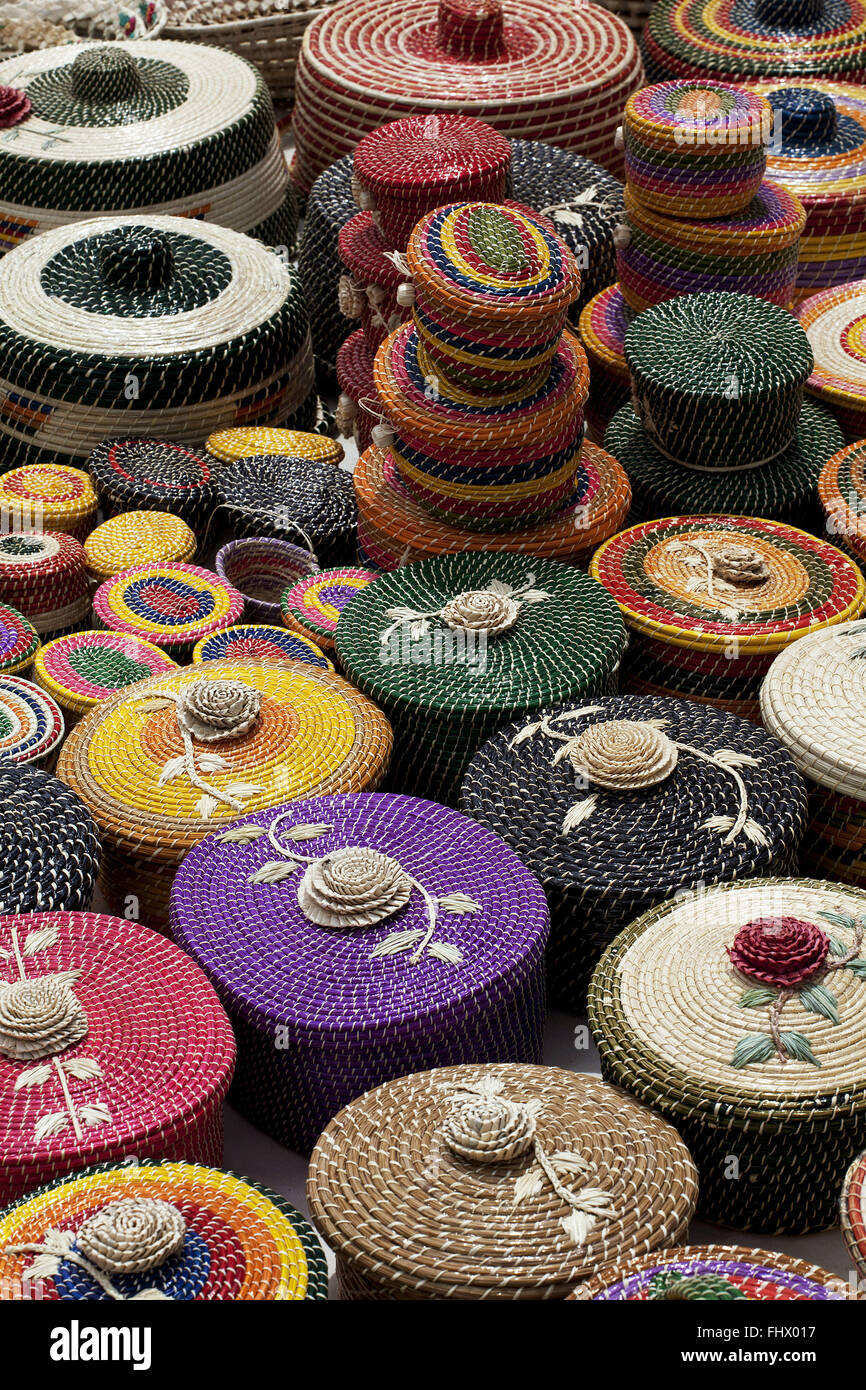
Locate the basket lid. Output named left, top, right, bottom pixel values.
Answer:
left=760, top=81, right=866, bottom=210
left=214, top=455, right=357, bottom=563
left=573, top=1244, right=852, bottom=1300
left=281, top=568, right=378, bottom=646
left=0, top=467, right=97, bottom=526
left=841, top=1151, right=866, bottom=1281
left=0, top=675, right=64, bottom=764
left=84, top=511, right=197, bottom=578
left=0, top=532, right=84, bottom=585
left=0, top=766, right=98, bottom=915
left=579, top=285, right=630, bottom=382
left=33, top=631, right=178, bottom=713
left=191, top=624, right=334, bottom=672
left=625, top=81, right=772, bottom=153
left=797, top=279, right=866, bottom=408
left=205, top=426, right=343, bottom=467
left=0, top=603, right=40, bottom=674
left=354, top=113, right=510, bottom=198
left=624, top=180, right=806, bottom=250
left=91, top=562, right=244, bottom=650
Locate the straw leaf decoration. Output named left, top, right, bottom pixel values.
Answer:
left=33, top=1112, right=71, bottom=1143
left=818, top=910, right=859, bottom=932
left=738, top=988, right=776, bottom=1009
left=560, top=1210, right=597, bottom=1246
left=281, top=824, right=335, bottom=841
left=370, top=929, right=424, bottom=958
left=798, top=984, right=840, bottom=1024
left=513, top=1169, right=545, bottom=1204
left=562, top=796, right=598, bottom=834
left=216, top=825, right=267, bottom=844
left=827, top=937, right=849, bottom=957
left=427, top=942, right=464, bottom=965
left=23, top=927, right=59, bottom=956
left=61, top=1058, right=103, bottom=1082
left=196, top=794, right=220, bottom=820
left=14, top=1064, right=53, bottom=1090
left=731, top=1034, right=775, bottom=1068
left=158, top=755, right=187, bottom=786
left=250, top=860, right=299, bottom=885
left=436, top=893, right=481, bottom=915
left=780, top=1032, right=820, bottom=1067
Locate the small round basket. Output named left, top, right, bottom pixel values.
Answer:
left=0, top=674, right=64, bottom=769
left=841, top=1151, right=866, bottom=1284
left=0, top=466, right=98, bottom=541
left=84, top=511, right=197, bottom=585
left=0, top=531, right=90, bottom=639
left=92, top=561, right=244, bottom=660
left=213, top=455, right=358, bottom=567
left=191, top=623, right=333, bottom=671
left=88, top=439, right=218, bottom=535
left=335, top=328, right=377, bottom=453
left=214, top=537, right=319, bottom=625
left=33, top=629, right=177, bottom=726
left=205, top=426, right=343, bottom=468
left=0, top=603, right=40, bottom=675
left=572, top=1244, right=853, bottom=1300
left=0, top=765, right=99, bottom=915
left=298, top=154, right=356, bottom=390
left=281, top=567, right=378, bottom=652
left=818, top=439, right=866, bottom=562
left=578, top=284, right=631, bottom=441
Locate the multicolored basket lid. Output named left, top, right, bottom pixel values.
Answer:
left=33, top=630, right=177, bottom=723
left=622, top=81, right=771, bottom=218
left=819, top=439, right=866, bottom=559
left=205, top=425, right=343, bottom=468
left=589, top=876, right=866, bottom=1232
left=192, top=624, right=334, bottom=671
left=0, top=910, right=235, bottom=1207
left=842, top=1150, right=866, bottom=1282
left=0, top=602, right=40, bottom=675
left=292, top=0, right=643, bottom=193
left=92, top=562, right=245, bottom=656
left=214, top=537, right=319, bottom=626
left=0, top=767, right=99, bottom=915
left=460, top=693, right=808, bottom=1010
left=171, top=793, right=550, bottom=1154
left=281, top=567, right=378, bottom=652
left=0, top=467, right=98, bottom=540
left=83, top=511, right=197, bottom=584
left=642, top=0, right=866, bottom=85
left=0, top=1158, right=328, bottom=1301
left=0, top=674, right=64, bottom=767
left=214, top=455, right=358, bottom=567
left=797, top=278, right=866, bottom=441
left=0, top=214, right=313, bottom=471
left=0, top=531, right=89, bottom=637
left=572, top=1245, right=853, bottom=1300
left=87, top=438, right=217, bottom=533
left=307, top=1061, right=698, bottom=1299
left=577, top=283, right=631, bottom=440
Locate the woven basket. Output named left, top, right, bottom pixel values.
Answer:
left=33, top=629, right=177, bottom=726
left=335, top=552, right=626, bottom=807
left=841, top=1151, right=866, bottom=1283
left=215, top=537, right=319, bottom=625
left=0, top=214, right=313, bottom=472
left=0, top=909, right=234, bottom=1206
left=171, top=793, right=550, bottom=1154
left=0, top=766, right=99, bottom=915
left=0, top=2, right=167, bottom=51
left=0, top=1157, right=328, bottom=1301
left=298, top=154, right=356, bottom=390
left=0, top=531, right=90, bottom=638
left=338, top=210, right=411, bottom=356
left=0, top=673, right=64, bottom=768
left=589, top=875, right=866, bottom=1232
left=192, top=623, right=333, bottom=672
left=572, top=1244, right=853, bottom=1300
left=578, top=284, right=632, bottom=441
left=335, top=328, right=377, bottom=454
left=0, top=467, right=98, bottom=540
left=461, top=693, right=807, bottom=1011
left=797, top=279, right=866, bottom=443
left=0, top=39, right=297, bottom=255
left=84, top=511, right=197, bottom=585
left=818, top=440, right=866, bottom=562
left=281, top=567, right=378, bottom=653
left=307, top=1061, right=697, bottom=1299
left=92, top=562, right=245, bottom=660
left=88, top=439, right=217, bottom=536
left=205, top=425, right=343, bottom=468
left=591, top=514, right=866, bottom=722
left=213, top=454, right=358, bottom=567
left=0, top=602, right=40, bottom=675
left=57, top=658, right=393, bottom=929
left=761, top=618, right=866, bottom=886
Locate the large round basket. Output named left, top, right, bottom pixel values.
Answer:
left=797, top=279, right=866, bottom=442
left=33, top=629, right=177, bottom=727
left=572, top=1245, right=853, bottom=1300
left=0, top=531, right=90, bottom=639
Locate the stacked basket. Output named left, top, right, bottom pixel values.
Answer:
left=0, top=532, right=90, bottom=639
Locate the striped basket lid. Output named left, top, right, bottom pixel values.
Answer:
left=205, top=425, right=343, bottom=467
left=623, top=178, right=806, bottom=252
left=0, top=1158, right=328, bottom=1301
left=0, top=603, right=40, bottom=674
left=0, top=531, right=88, bottom=634
left=642, top=0, right=866, bottom=84
left=0, top=467, right=98, bottom=536
left=571, top=1245, right=853, bottom=1300
left=0, top=910, right=235, bottom=1207
left=56, top=658, right=393, bottom=863
left=92, top=562, right=245, bottom=653
left=84, top=511, right=197, bottom=583
left=578, top=284, right=630, bottom=383
left=214, top=537, right=319, bottom=625
left=214, top=455, right=357, bottom=568
left=760, top=617, right=866, bottom=798
left=192, top=624, right=334, bottom=671
left=88, top=439, right=217, bottom=530
left=0, top=675, right=64, bottom=766
left=306, top=1061, right=698, bottom=1299
left=591, top=515, right=866, bottom=655
left=281, top=567, right=378, bottom=651
left=842, top=1151, right=866, bottom=1281
left=760, top=81, right=866, bottom=211
left=0, top=766, right=99, bottom=915
left=33, top=630, right=178, bottom=720
left=797, top=279, right=866, bottom=422
left=818, top=439, right=866, bottom=557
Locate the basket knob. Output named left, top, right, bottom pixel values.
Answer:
left=437, top=0, right=506, bottom=60
left=71, top=46, right=142, bottom=103
left=768, top=86, right=838, bottom=147
left=754, top=0, right=822, bottom=25
left=99, top=227, right=175, bottom=293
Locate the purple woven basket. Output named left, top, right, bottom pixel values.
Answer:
left=214, top=537, right=319, bottom=624
left=170, top=791, right=549, bottom=1154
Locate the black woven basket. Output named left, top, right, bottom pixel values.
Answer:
left=297, top=153, right=356, bottom=392
left=88, top=438, right=219, bottom=535
left=0, top=764, right=100, bottom=915
left=213, top=454, right=358, bottom=566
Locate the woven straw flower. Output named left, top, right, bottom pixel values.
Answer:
left=712, top=545, right=770, bottom=588
left=728, top=917, right=830, bottom=989
left=569, top=719, right=679, bottom=790
left=441, top=590, right=520, bottom=637
left=77, top=1199, right=187, bottom=1275
left=297, top=847, right=412, bottom=928
left=0, top=87, right=31, bottom=130
left=176, top=679, right=262, bottom=742
left=0, top=977, right=87, bottom=1061
left=443, top=1091, right=536, bottom=1164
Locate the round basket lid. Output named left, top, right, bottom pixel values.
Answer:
left=92, top=562, right=244, bottom=652
left=0, top=603, right=39, bottom=674
left=0, top=1158, right=328, bottom=1302
left=573, top=1244, right=851, bottom=1300
left=0, top=910, right=235, bottom=1204
left=192, top=624, right=334, bottom=671
left=797, top=278, right=866, bottom=410
left=591, top=514, right=865, bottom=653
left=841, top=1151, right=866, bottom=1281
left=623, top=178, right=806, bottom=252
left=88, top=439, right=217, bottom=524
left=33, top=631, right=178, bottom=718
left=625, top=81, right=771, bottom=155
left=0, top=467, right=98, bottom=532
left=461, top=693, right=807, bottom=913
left=0, top=675, right=64, bottom=765
left=579, top=284, right=630, bottom=382
left=818, top=439, right=866, bottom=555
left=205, top=426, right=343, bottom=467
left=281, top=568, right=378, bottom=648
left=760, top=617, right=866, bottom=797
left=56, top=658, right=394, bottom=861
left=84, top=511, right=197, bottom=581
left=353, top=113, right=511, bottom=200
left=0, top=533, right=87, bottom=632
left=760, top=81, right=866, bottom=210
left=214, top=455, right=357, bottom=567
left=589, top=876, right=866, bottom=1125
left=335, top=552, right=626, bottom=717
left=0, top=766, right=99, bottom=915
left=338, top=210, right=410, bottom=290
left=307, top=1061, right=697, bottom=1298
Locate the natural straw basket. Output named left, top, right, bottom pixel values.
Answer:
left=88, top=439, right=217, bottom=536
left=461, top=693, right=807, bottom=1011
left=0, top=674, right=64, bottom=768
left=0, top=3, right=167, bottom=53
left=589, top=875, right=866, bottom=1232
left=0, top=531, right=90, bottom=639
left=571, top=1244, right=854, bottom=1300
left=281, top=567, right=378, bottom=653
left=92, top=562, right=245, bottom=660
left=797, top=279, right=866, bottom=442
left=192, top=624, right=333, bottom=672
left=0, top=467, right=98, bottom=541
left=205, top=426, right=343, bottom=468
left=0, top=909, right=235, bottom=1207
left=84, top=511, right=197, bottom=585
left=0, top=602, right=40, bottom=675
left=57, top=658, right=393, bottom=929
left=171, top=793, right=551, bottom=1154
left=0, top=766, right=99, bottom=915
left=213, top=455, right=357, bottom=566
left=214, top=537, right=319, bottom=626
left=841, top=1151, right=866, bottom=1283
left=0, top=1157, right=328, bottom=1301
left=307, top=1061, right=697, bottom=1299
left=33, top=629, right=177, bottom=727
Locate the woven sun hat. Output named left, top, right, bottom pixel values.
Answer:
left=92, top=562, right=244, bottom=661
left=572, top=1245, right=854, bottom=1300
left=214, top=537, right=319, bottom=626
left=281, top=567, right=378, bottom=653
left=0, top=531, right=89, bottom=638
left=622, top=82, right=772, bottom=219
left=0, top=674, right=64, bottom=768
left=643, top=0, right=866, bottom=85
left=213, top=454, right=358, bottom=568
left=842, top=1151, right=866, bottom=1283
left=623, top=292, right=814, bottom=470
left=0, top=766, right=99, bottom=915
left=589, top=874, right=866, bottom=1232
left=578, top=284, right=631, bottom=442
left=617, top=181, right=807, bottom=314
left=797, top=279, right=866, bottom=442
left=335, top=552, right=626, bottom=807
left=461, top=693, right=807, bottom=1011
left=57, top=658, right=393, bottom=928
left=83, top=511, right=197, bottom=586
left=761, top=618, right=866, bottom=885
left=0, top=602, right=40, bottom=675
left=307, top=1060, right=697, bottom=1299
left=0, top=909, right=234, bottom=1207
left=0, top=214, right=313, bottom=472
left=204, top=425, right=343, bottom=468
left=32, top=629, right=177, bottom=726
left=604, top=399, right=844, bottom=530
left=192, top=624, right=334, bottom=672
left=819, top=439, right=866, bottom=562
left=87, top=438, right=217, bottom=535
left=338, top=211, right=411, bottom=356
left=171, top=792, right=550, bottom=1154
left=335, top=329, right=377, bottom=454
left=0, top=467, right=98, bottom=541
left=354, top=438, right=632, bottom=570
left=299, top=154, right=356, bottom=390
left=0, top=1157, right=328, bottom=1302
left=291, top=0, right=643, bottom=194
left=591, top=514, right=866, bottom=722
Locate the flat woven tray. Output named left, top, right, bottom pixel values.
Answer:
left=33, top=629, right=177, bottom=724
